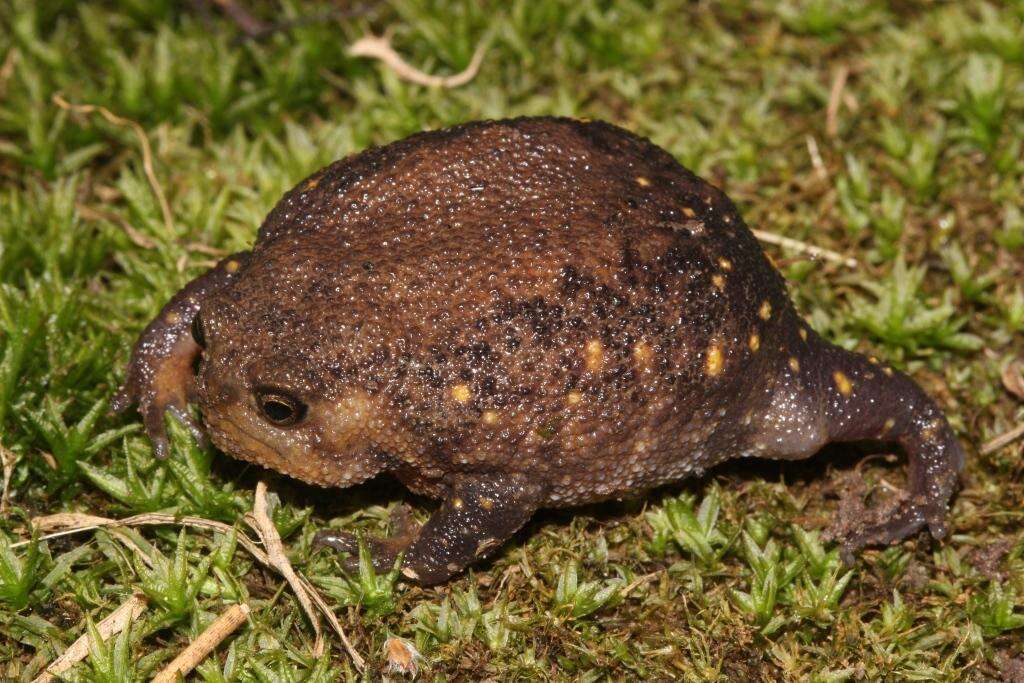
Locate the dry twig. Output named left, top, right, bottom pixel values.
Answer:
left=23, top=507, right=365, bottom=670
left=826, top=65, right=850, bottom=138
left=981, top=423, right=1024, bottom=456
left=0, top=442, right=16, bottom=513
left=187, top=241, right=229, bottom=257
left=33, top=593, right=147, bottom=683
left=244, top=482, right=325, bottom=656
left=620, top=571, right=659, bottom=598
left=752, top=229, right=858, bottom=268
left=151, top=603, right=251, bottom=683
left=52, top=94, right=175, bottom=237
left=76, top=202, right=158, bottom=250
left=805, top=134, right=828, bottom=182
left=348, top=32, right=486, bottom=88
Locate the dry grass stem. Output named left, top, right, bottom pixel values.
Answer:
left=348, top=32, right=486, bottom=88
left=76, top=202, right=157, bottom=249
left=752, top=229, right=858, bottom=268
left=51, top=94, right=175, bottom=236
left=620, top=571, right=659, bottom=598
left=981, top=423, right=1024, bottom=456
left=151, top=603, right=251, bottom=683
left=244, top=481, right=326, bottom=657
left=805, top=134, right=828, bottom=181
left=32, top=593, right=147, bottom=683
left=826, top=65, right=850, bottom=137
left=0, top=442, right=16, bottom=512
left=23, top=504, right=366, bottom=670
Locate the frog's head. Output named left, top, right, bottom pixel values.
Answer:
left=189, top=246, right=399, bottom=488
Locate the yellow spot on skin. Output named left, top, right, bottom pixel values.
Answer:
left=748, top=333, right=760, bottom=352
left=869, top=356, right=879, bottom=364
left=566, top=391, right=583, bottom=405
left=883, top=366, right=893, bottom=377
left=478, top=497, right=494, bottom=511
left=883, top=418, right=896, bottom=433
left=788, top=357, right=800, bottom=373
left=705, top=344, right=724, bottom=377
left=451, top=384, right=471, bottom=403
left=304, top=178, right=319, bottom=190
left=759, top=301, right=772, bottom=320
left=799, top=328, right=808, bottom=341
left=682, top=207, right=696, bottom=218
left=833, top=371, right=853, bottom=396
left=633, top=341, right=653, bottom=365
left=634, top=439, right=649, bottom=453
left=718, top=257, right=733, bottom=271
left=452, top=498, right=464, bottom=510
left=482, top=410, right=499, bottom=425
left=585, top=339, right=604, bottom=372
left=166, top=312, right=181, bottom=325
left=711, top=274, right=726, bottom=291
left=635, top=176, right=651, bottom=187
left=224, top=260, right=240, bottom=273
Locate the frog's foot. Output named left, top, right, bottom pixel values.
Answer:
left=313, top=505, right=420, bottom=573
left=836, top=499, right=947, bottom=565
left=112, top=253, right=250, bottom=458
left=111, top=308, right=203, bottom=459
left=397, top=475, right=540, bottom=585
left=804, top=341, right=964, bottom=558
left=315, top=476, right=540, bottom=585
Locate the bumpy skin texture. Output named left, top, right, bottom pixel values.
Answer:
left=116, top=117, right=965, bottom=585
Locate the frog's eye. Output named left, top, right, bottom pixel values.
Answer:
left=191, top=312, right=206, bottom=348
left=255, top=388, right=307, bottom=427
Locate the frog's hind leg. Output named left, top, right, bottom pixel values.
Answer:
left=762, top=336, right=965, bottom=559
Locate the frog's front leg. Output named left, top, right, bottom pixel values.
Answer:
left=316, top=474, right=541, bottom=585
left=111, top=253, right=250, bottom=458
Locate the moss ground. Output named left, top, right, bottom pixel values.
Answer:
left=1, top=1, right=1023, bottom=680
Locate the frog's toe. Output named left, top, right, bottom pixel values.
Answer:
left=313, top=529, right=361, bottom=554
left=141, top=401, right=205, bottom=460
left=314, top=530, right=410, bottom=573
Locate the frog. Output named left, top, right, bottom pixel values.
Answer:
left=112, top=117, right=965, bottom=585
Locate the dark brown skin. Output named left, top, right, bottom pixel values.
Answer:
left=114, top=117, right=965, bottom=585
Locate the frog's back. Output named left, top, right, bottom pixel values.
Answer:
left=253, top=116, right=789, bottom=347
left=238, top=118, right=794, bottom=501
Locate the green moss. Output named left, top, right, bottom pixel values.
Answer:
left=0, top=0, right=1022, bottom=678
